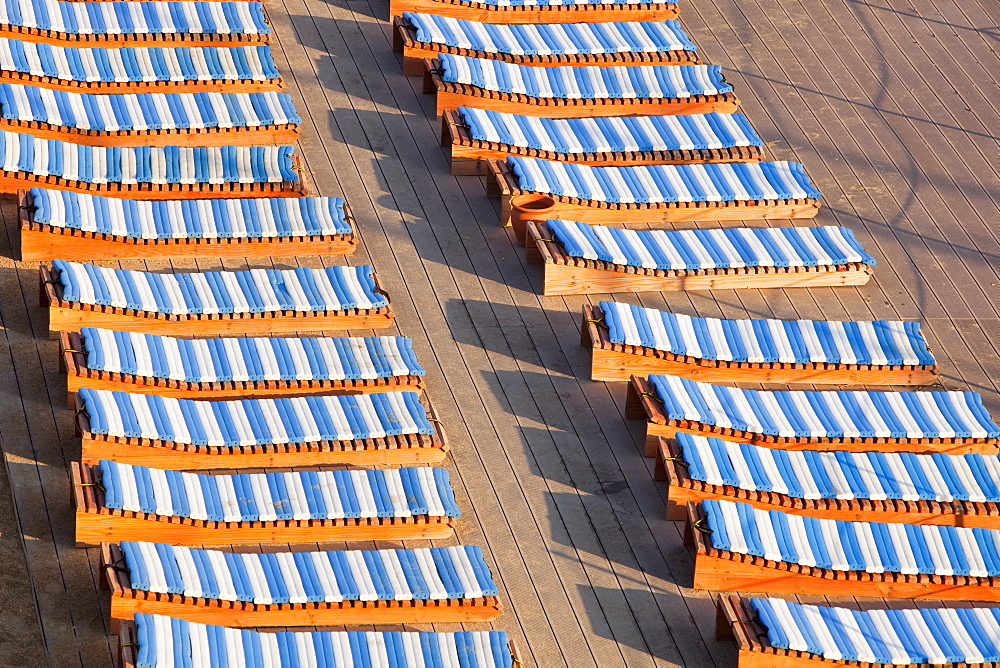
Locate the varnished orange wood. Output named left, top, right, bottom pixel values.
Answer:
left=433, top=89, right=739, bottom=119
left=0, top=72, right=283, bottom=94
left=0, top=26, right=270, bottom=48
left=0, top=121, right=300, bottom=147
left=388, top=0, right=677, bottom=21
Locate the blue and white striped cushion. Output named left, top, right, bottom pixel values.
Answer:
left=406, top=14, right=697, bottom=55
left=706, top=498, right=1000, bottom=576
left=52, top=260, right=388, bottom=313
left=121, top=541, right=487, bottom=602
left=679, top=433, right=1000, bottom=502
left=81, top=388, right=434, bottom=445
left=80, top=329, right=424, bottom=382
left=550, top=221, right=874, bottom=270
left=0, top=0, right=270, bottom=36
left=601, top=301, right=932, bottom=365
left=134, top=614, right=514, bottom=668
left=0, top=40, right=278, bottom=83
left=0, top=132, right=296, bottom=184
left=32, top=189, right=351, bottom=239
left=439, top=54, right=730, bottom=99
left=649, top=375, right=1000, bottom=439
left=101, top=461, right=461, bottom=521
left=751, top=598, right=1000, bottom=665
left=511, top=156, right=821, bottom=203
left=460, top=107, right=761, bottom=153
left=0, top=84, right=299, bottom=131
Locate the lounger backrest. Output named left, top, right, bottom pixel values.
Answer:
left=405, top=14, right=697, bottom=55
left=438, top=54, right=730, bottom=99
left=100, top=460, right=461, bottom=521
left=0, top=132, right=296, bottom=184
left=704, top=498, right=1000, bottom=576
left=600, top=300, right=933, bottom=365
left=0, top=0, right=270, bottom=36
left=119, top=541, right=492, bottom=602
left=134, top=613, right=514, bottom=668
left=52, top=260, right=387, bottom=313
left=648, top=374, right=1000, bottom=438
left=459, top=107, right=762, bottom=153
left=79, top=328, right=423, bottom=382
left=548, top=220, right=874, bottom=271
left=749, top=597, right=1000, bottom=665
left=0, top=83, right=299, bottom=131
left=32, top=189, right=351, bottom=239
left=80, top=387, right=434, bottom=445
left=0, top=39, right=278, bottom=83
left=677, top=432, right=1000, bottom=502
left=509, top=156, right=821, bottom=203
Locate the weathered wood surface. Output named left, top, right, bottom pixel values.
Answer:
left=0, top=0, right=995, bottom=664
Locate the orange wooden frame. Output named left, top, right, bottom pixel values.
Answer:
left=0, top=118, right=299, bottom=148
left=0, top=25, right=270, bottom=49
left=388, top=0, right=678, bottom=22
left=0, top=70, right=282, bottom=95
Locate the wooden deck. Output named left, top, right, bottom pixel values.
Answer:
left=0, top=0, right=996, bottom=665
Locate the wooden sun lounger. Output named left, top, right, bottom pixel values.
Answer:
left=0, top=71, right=282, bottom=95
left=0, top=120, right=299, bottom=148
left=654, top=437, right=1000, bottom=528
left=582, top=304, right=936, bottom=385
left=0, top=27, right=270, bottom=49
left=58, top=331, right=424, bottom=404
left=394, top=18, right=699, bottom=77
left=526, top=222, right=872, bottom=296
left=18, top=190, right=355, bottom=262
left=388, top=0, right=678, bottom=23
left=424, top=58, right=737, bottom=118
left=686, top=503, right=1000, bottom=602
left=75, top=393, right=449, bottom=469
left=627, top=374, right=1000, bottom=456
left=40, top=265, right=394, bottom=337
left=441, top=109, right=762, bottom=176
left=72, top=463, right=456, bottom=547
left=491, top=159, right=819, bottom=233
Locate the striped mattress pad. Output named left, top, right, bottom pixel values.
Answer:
left=648, top=374, right=1000, bottom=439
left=404, top=14, right=697, bottom=56
left=437, top=54, right=730, bottom=99
left=133, top=614, right=513, bottom=668
left=0, top=39, right=279, bottom=83
left=31, top=189, right=351, bottom=239
left=80, top=388, right=434, bottom=445
left=120, top=541, right=489, bottom=602
left=0, top=0, right=270, bottom=36
left=751, top=598, right=1000, bottom=665
left=599, top=300, right=933, bottom=365
left=0, top=131, right=297, bottom=184
left=459, top=107, right=761, bottom=154
left=51, top=260, right=388, bottom=314
left=677, top=432, right=1000, bottom=502
left=509, top=156, right=821, bottom=203
left=705, top=498, right=1000, bottom=577
left=79, top=328, right=424, bottom=382
left=100, top=460, right=461, bottom=521
left=548, top=221, right=874, bottom=271
left=0, top=83, right=299, bottom=131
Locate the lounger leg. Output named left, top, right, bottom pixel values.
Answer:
left=715, top=599, right=736, bottom=641
left=625, top=381, right=647, bottom=420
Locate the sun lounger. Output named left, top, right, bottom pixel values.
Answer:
left=42, top=260, right=394, bottom=336
left=395, top=15, right=700, bottom=76
left=119, top=614, right=520, bottom=668
left=424, top=54, right=738, bottom=118
left=658, top=432, right=1000, bottom=528
left=0, top=83, right=299, bottom=146
left=73, top=460, right=461, bottom=545
left=688, top=498, right=1000, bottom=601
left=60, top=328, right=425, bottom=401
left=494, top=157, right=820, bottom=237
left=75, top=387, right=448, bottom=468
left=0, top=39, right=282, bottom=93
left=0, top=0, right=271, bottom=48
left=19, top=189, right=354, bottom=260
left=444, top=108, right=763, bottom=175
left=389, top=0, right=678, bottom=25
left=628, top=374, right=1000, bottom=455
left=718, top=596, right=1000, bottom=668
left=583, top=301, right=936, bottom=384
left=103, top=541, right=499, bottom=628
left=527, top=221, right=874, bottom=295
